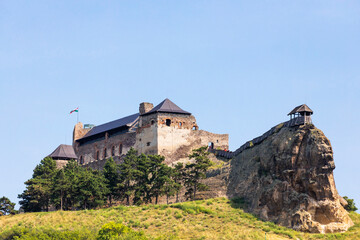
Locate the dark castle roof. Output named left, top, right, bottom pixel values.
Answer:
left=288, top=104, right=313, bottom=115
left=48, top=144, right=77, bottom=160
left=141, top=98, right=191, bottom=116
left=76, top=99, right=188, bottom=143
left=80, top=113, right=139, bottom=140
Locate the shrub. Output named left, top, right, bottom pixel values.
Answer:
left=97, top=222, right=147, bottom=240
left=0, top=226, right=92, bottom=240
left=171, top=203, right=213, bottom=215
left=343, top=196, right=358, bottom=212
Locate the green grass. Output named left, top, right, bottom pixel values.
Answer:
left=0, top=198, right=359, bottom=240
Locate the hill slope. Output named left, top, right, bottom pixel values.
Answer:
left=0, top=198, right=359, bottom=240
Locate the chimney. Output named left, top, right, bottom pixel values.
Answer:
left=139, top=102, right=154, bottom=115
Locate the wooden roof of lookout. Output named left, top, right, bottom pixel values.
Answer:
left=48, top=144, right=78, bottom=160
left=288, top=104, right=313, bottom=115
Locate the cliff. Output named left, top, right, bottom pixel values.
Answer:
left=225, top=123, right=353, bottom=233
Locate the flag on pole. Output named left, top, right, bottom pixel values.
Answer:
left=70, top=107, right=79, bottom=114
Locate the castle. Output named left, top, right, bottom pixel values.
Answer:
left=48, top=99, right=229, bottom=169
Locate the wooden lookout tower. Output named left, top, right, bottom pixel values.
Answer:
left=288, top=104, right=313, bottom=125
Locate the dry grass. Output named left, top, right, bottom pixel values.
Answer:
left=0, top=198, right=359, bottom=240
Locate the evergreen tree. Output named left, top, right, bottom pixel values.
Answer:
left=0, top=196, right=16, bottom=215
left=60, top=160, right=82, bottom=210
left=118, top=148, right=141, bottom=205
left=184, top=146, right=212, bottom=200
left=161, top=166, right=181, bottom=204
left=173, top=162, right=185, bottom=203
left=133, top=154, right=151, bottom=205
left=18, top=157, right=57, bottom=212
left=103, top=157, right=120, bottom=206
left=77, top=168, right=109, bottom=209
left=51, top=168, right=70, bottom=210
left=147, top=155, right=168, bottom=204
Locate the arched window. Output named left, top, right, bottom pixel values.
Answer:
left=179, top=122, right=182, bottom=127
left=96, top=151, right=99, bottom=160
left=80, top=156, right=84, bottom=164
left=111, top=146, right=115, bottom=156
left=208, top=142, right=214, bottom=149
left=119, top=144, right=123, bottom=155
left=192, top=126, right=198, bottom=130
left=151, top=120, right=155, bottom=125
left=104, top=148, right=107, bottom=159
left=166, top=119, right=171, bottom=126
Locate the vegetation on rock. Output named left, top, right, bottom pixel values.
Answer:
left=344, top=196, right=358, bottom=212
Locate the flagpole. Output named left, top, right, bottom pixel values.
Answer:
left=77, top=107, right=79, bottom=123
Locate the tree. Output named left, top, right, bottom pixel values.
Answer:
left=148, top=155, right=170, bottom=204
left=162, top=167, right=181, bottom=204
left=103, top=158, right=120, bottom=206
left=52, top=168, right=69, bottom=210
left=184, top=146, right=212, bottom=200
left=132, top=154, right=151, bottom=205
left=0, top=196, right=16, bottom=215
left=118, top=148, right=142, bottom=205
left=343, top=196, right=358, bottom=212
left=173, top=162, right=185, bottom=203
left=77, top=168, right=109, bottom=209
left=18, top=157, right=57, bottom=212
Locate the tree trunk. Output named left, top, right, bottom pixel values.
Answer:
left=60, top=190, right=63, bottom=211
left=176, top=192, right=179, bottom=203
left=194, top=183, right=197, bottom=200
left=155, top=195, right=159, bottom=204
left=166, top=194, right=169, bottom=205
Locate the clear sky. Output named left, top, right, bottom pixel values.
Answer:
left=0, top=1, right=359, bottom=210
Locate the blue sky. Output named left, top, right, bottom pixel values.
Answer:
left=0, top=1, right=359, bottom=210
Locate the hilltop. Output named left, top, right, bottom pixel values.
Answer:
left=0, top=198, right=359, bottom=240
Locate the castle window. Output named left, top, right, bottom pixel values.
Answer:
left=80, top=156, right=84, bottom=164
left=104, top=148, right=107, bottom=159
left=166, top=119, right=171, bottom=126
left=111, top=146, right=115, bottom=156
left=96, top=151, right=99, bottom=160
left=147, top=142, right=151, bottom=146
left=119, top=144, right=123, bottom=155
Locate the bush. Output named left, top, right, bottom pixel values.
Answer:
left=171, top=203, right=213, bottom=215
left=0, top=226, right=92, bottom=240
left=343, top=196, right=358, bottom=212
left=97, top=222, right=147, bottom=240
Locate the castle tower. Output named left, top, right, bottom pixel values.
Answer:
left=135, top=98, right=198, bottom=157
left=48, top=144, right=78, bottom=168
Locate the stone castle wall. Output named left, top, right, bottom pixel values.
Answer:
left=74, top=132, right=136, bottom=165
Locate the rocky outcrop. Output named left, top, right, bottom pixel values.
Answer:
left=225, top=124, right=353, bottom=233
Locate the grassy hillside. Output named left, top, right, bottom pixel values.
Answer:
left=0, top=198, right=359, bottom=240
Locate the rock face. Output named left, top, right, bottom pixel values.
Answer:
left=226, top=124, right=353, bottom=233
